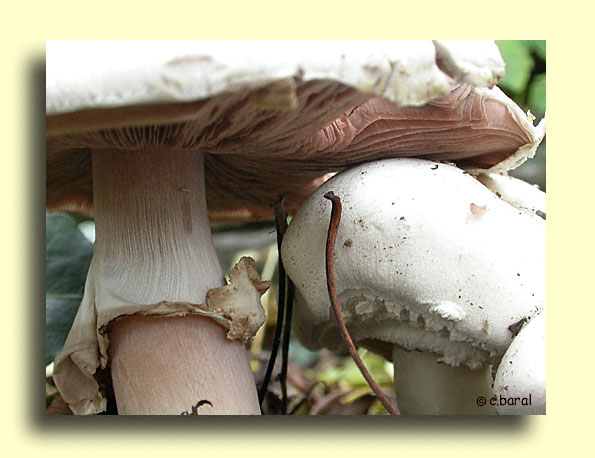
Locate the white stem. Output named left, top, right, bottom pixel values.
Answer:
left=93, top=148, right=222, bottom=305
left=392, top=345, right=495, bottom=415
left=92, top=148, right=260, bottom=414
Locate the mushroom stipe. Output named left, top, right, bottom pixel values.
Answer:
left=323, top=191, right=400, bottom=415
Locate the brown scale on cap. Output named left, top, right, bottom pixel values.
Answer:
left=47, top=80, right=536, bottom=220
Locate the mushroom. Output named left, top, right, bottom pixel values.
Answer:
left=493, top=312, right=546, bottom=414
left=281, top=158, right=545, bottom=414
left=477, top=172, right=546, bottom=219
left=47, top=40, right=540, bottom=415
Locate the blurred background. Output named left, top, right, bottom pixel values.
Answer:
left=46, top=41, right=546, bottom=415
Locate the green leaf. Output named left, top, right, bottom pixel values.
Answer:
left=317, top=350, right=392, bottom=388
left=521, top=40, right=546, bottom=61
left=528, top=73, right=546, bottom=115
left=46, top=213, right=93, bottom=365
left=496, top=40, right=534, bottom=94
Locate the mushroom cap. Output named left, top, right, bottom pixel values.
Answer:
left=281, top=158, right=545, bottom=369
left=493, top=312, right=546, bottom=414
left=477, top=172, right=546, bottom=218
left=46, top=40, right=543, bottom=220
left=47, top=41, right=504, bottom=116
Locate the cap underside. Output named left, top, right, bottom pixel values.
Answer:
left=47, top=80, right=538, bottom=220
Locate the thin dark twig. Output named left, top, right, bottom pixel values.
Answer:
left=280, top=276, right=294, bottom=414
left=288, top=382, right=320, bottom=415
left=323, top=191, right=400, bottom=415
left=258, top=196, right=288, bottom=408
left=272, top=196, right=292, bottom=414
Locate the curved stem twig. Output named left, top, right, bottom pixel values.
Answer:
left=323, top=191, right=400, bottom=416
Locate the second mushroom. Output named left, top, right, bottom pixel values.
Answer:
left=281, top=158, right=545, bottom=414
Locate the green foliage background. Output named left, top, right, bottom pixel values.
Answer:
left=497, top=40, right=546, bottom=115
left=45, top=214, right=93, bottom=365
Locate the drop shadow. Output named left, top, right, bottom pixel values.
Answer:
left=27, top=52, right=48, bottom=429
left=35, top=411, right=530, bottom=438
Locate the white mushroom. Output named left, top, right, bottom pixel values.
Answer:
left=477, top=172, right=546, bottom=219
left=281, top=158, right=545, bottom=414
left=493, top=312, right=546, bottom=414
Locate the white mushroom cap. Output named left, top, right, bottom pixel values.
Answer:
left=493, top=312, right=546, bottom=414
left=281, top=158, right=545, bottom=369
left=47, top=40, right=504, bottom=116
left=433, top=40, right=504, bottom=88
left=477, top=173, right=546, bottom=218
